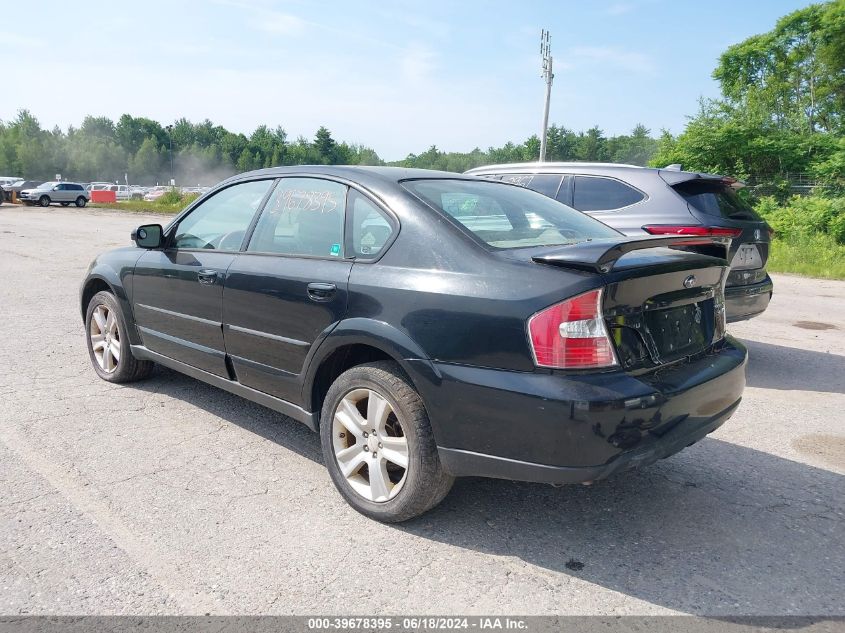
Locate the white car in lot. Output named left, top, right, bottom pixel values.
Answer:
left=19, top=182, right=89, bottom=207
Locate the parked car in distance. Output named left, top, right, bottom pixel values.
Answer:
left=86, top=182, right=112, bottom=194
left=2, top=179, right=44, bottom=201
left=143, top=186, right=168, bottom=201
left=81, top=166, right=747, bottom=521
left=105, top=184, right=131, bottom=201
left=129, top=185, right=147, bottom=199
left=0, top=176, right=23, bottom=188
left=465, top=163, right=774, bottom=322
left=20, top=181, right=89, bottom=207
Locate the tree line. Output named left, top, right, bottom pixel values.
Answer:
left=0, top=114, right=383, bottom=186
left=0, top=109, right=660, bottom=186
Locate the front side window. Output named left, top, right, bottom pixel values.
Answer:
left=172, top=179, right=273, bottom=250
left=572, top=176, right=645, bottom=211
left=349, top=190, right=394, bottom=258
left=247, top=178, right=346, bottom=257
left=404, top=179, right=619, bottom=249
left=499, top=173, right=563, bottom=198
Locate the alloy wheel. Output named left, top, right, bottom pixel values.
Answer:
left=89, top=304, right=120, bottom=373
left=332, top=388, right=409, bottom=502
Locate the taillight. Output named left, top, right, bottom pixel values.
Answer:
left=527, top=288, right=618, bottom=369
left=643, top=225, right=742, bottom=239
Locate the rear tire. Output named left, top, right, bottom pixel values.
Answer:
left=320, top=361, right=454, bottom=522
left=85, top=290, right=154, bottom=383
left=75, top=196, right=87, bottom=207
left=39, top=195, right=50, bottom=207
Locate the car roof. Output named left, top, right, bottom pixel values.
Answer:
left=464, top=161, right=728, bottom=184
left=228, top=165, right=479, bottom=191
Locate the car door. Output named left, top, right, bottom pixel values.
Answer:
left=131, top=178, right=276, bottom=377
left=222, top=177, right=353, bottom=404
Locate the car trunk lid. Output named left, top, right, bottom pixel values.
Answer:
left=530, top=238, right=728, bottom=371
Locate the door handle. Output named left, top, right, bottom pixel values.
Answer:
left=307, top=282, right=336, bottom=302
left=197, top=269, right=218, bottom=285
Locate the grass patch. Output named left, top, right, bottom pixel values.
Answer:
left=88, top=200, right=183, bottom=214
left=768, top=234, right=845, bottom=279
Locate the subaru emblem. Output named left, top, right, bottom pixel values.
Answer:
left=683, top=275, right=697, bottom=289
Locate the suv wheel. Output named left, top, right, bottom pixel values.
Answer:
left=320, top=361, right=454, bottom=522
left=39, top=195, right=50, bottom=207
left=75, top=196, right=87, bottom=208
left=85, top=290, right=154, bottom=383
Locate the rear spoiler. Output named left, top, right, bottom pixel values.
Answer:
left=658, top=169, right=746, bottom=189
left=531, top=236, right=726, bottom=274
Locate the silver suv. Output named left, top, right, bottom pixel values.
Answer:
left=465, top=162, right=773, bottom=322
left=19, top=182, right=89, bottom=207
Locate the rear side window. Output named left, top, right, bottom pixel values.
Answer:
left=349, top=190, right=393, bottom=258
left=403, top=179, right=619, bottom=250
left=248, top=178, right=347, bottom=257
left=572, top=176, right=644, bottom=211
left=498, top=173, right=562, bottom=198
left=674, top=180, right=761, bottom=221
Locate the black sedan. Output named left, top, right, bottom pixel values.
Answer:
left=81, top=167, right=747, bottom=522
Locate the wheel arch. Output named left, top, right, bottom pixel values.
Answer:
left=80, top=276, right=114, bottom=321
left=80, top=270, right=143, bottom=346
left=302, top=319, right=442, bottom=429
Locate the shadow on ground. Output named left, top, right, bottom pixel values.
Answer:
left=133, top=366, right=843, bottom=615
left=743, top=339, right=845, bottom=393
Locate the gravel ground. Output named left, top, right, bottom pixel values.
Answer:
left=0, top=205, right=842, bottom=616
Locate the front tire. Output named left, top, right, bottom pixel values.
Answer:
left=85, top=290, right=154, bottom=383
left=39, top=195, right=50, bottom=207
left=320, top=361, right=454, bottom=522
left=76, top=196, right=87, bottom=207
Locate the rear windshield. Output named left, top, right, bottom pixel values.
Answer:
left=674, top=180, right=761, bottom=221
left=403, top=179, right=619, bottom=249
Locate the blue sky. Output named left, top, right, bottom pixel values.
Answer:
left=1, top=0, right=813, bottom=160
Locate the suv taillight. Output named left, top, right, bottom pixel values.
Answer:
left=527, top=288, right=618, bottom=369
left=643, top=225, right=742, bottom=239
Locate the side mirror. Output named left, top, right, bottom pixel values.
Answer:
left=132, top=224, right=164, bottom=249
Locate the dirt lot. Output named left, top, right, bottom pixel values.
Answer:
left=1, top=205, right=843, bottom=616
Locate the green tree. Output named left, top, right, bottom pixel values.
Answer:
left=575, top=127, right=608, bottom=161
left=130, top=137, right=164, bottom=184
left=314, top=126, right=338, bottom=164
left=714, top=1, right=845, bottom=133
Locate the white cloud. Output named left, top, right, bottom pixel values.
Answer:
left=567, top=46, right=656, bottom=75
left=400, top=44, right=437, bottom=82
left=605, top=2, right=634, bottom=16
left=249, top=11, right=307, bottom=35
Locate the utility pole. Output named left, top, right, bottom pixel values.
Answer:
left=165, top=125, right=174, bottom=186
left=539, top=29, right=554, bottom=162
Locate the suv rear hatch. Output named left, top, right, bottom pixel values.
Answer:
left=660, top=173, right=771, bottom=289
